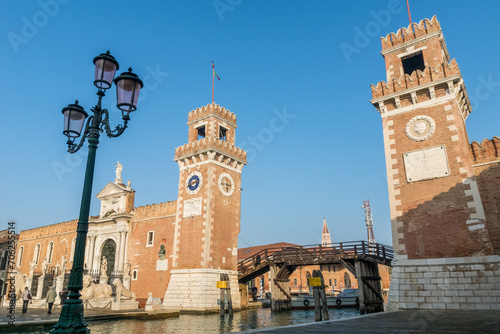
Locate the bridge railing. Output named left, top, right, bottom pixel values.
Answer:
left=238, top=241, right=393, bottom=276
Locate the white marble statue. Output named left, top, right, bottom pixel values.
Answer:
left=116, top=161, right=122, bottom=179
left=113, top=278, right=137, bottom=301
left=41, top=257, right=48, bottom=275
left=124, top=259, right=131, bottom=277
left=146, top=292, right=162, bottom=305
left=101, top=256, right=108, bottom=275
left=28, top=260, right=36, bottom=277
left=61, top=255, right=67, bottom=274
left=81, top=275, right=112, bottom=299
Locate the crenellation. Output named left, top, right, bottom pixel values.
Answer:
left=470, top=137, right=500, bottom=164
left=187, top=102, right=237, bottom=124
left=381, top=16, right=441, bottom=51
left=174, top=136, right=247, bottom=162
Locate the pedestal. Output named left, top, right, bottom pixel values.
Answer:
left=111, top=300, right=139, bottom=311
left=83, top=297, right=113, bottom=310
left=99, top=275, right=108, bottom=284
left=162, top=268, right=241, bottom=311
left=145, top=304, right=163, bottom=312
left=36, top=276, right=45, bottom=299
left=25, top=277, right=33, bottom=291
left=55, top=275, right=64, bottom=295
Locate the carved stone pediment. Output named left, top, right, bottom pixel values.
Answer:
left=96, top=182, right=134, bottom=218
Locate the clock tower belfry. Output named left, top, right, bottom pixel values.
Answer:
left=163, top=102, right=247, bottom=311
left=371, top=16, right=498, bottom=310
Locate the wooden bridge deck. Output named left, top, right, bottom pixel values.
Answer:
left=238, top=241, right=393, bottom=283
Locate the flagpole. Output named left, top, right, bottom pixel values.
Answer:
left=212, top=61, right=215, bottom=103
left=406, top=0, right=412, bottom=25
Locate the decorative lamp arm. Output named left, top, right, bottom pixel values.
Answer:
left=100, top=108, right=129, bottom=138
left=67, top=116, right=93, bottom=154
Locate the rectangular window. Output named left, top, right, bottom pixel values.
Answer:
left=333, top=266, right=336, bottom=272
left=219, top=126, right=228, bottom=141
left=328, top=265, right=331, bottom=272
left=329, top=279, right=332, bottom=286
left=147, top=231, right=154, bottom=246
left=294, top=278, right=298, bottom=287
left=334, top=279, right=337, bottom=286
left=197, top=126, right=206, bottom=140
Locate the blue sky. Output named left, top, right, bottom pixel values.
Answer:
left=1, top=1, right=499, bottom=248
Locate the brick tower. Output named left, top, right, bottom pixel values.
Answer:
left=163, top=102, right=247, bottom=311
left=371, top=16, right=500, bottom=310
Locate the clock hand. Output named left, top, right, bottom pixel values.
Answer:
left=189, top=179, right=199, bottom=186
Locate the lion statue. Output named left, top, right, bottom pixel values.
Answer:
left=146, top=292, right=162, bottom=305
left=113, top=278, right=136, bottom=301
left=81, top=275, right=112, bottom=299
left=12, top=268, right=26, bottom=300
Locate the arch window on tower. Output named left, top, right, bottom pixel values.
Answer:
left=402, top=51, right=425, bottom=76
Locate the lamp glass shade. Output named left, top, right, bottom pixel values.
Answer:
left=62, top=102, right=88, bottom=138
left=93, top=51, right=119, bottom=89
left=115, top=68, right=143, bottom=112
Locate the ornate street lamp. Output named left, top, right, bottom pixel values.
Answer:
left=52, top=51, right=143, bottom=333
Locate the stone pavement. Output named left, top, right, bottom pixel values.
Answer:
left=0, top=303, right=179, bottom=332
left=240, top=310, right=500, bottom=333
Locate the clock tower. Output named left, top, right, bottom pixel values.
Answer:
left=371, top=17, right=498, bottom=310
left=163, top=102, right=247, bottom=311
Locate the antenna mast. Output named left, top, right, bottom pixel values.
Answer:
left=362, top=200, right=376, bottom=244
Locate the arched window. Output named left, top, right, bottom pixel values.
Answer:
left=17, top=246, right=24, bottom=267
left=47, top=242, right=54, bottom=264
left=34, top=244, right=41, bottom=264
left=70, top=238, right=76, bottom=262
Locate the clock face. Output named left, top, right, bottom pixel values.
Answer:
left=218, top=173, right=234, bottom=196
left=185, top=171, right=203, bottom=195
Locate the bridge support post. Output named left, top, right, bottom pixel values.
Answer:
left=269, top=263, right=292, bottom=311
left=355, top=260, right=384, bottom=314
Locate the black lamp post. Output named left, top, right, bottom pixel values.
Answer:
left=52, top=51, right=143, bottom=333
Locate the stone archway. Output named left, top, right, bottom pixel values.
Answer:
left=100, top=239, right=116, bottom=277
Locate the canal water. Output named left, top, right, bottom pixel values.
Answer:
left=86, top=308, right=359, bottom=333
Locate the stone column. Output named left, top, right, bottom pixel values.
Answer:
left=119, top=232, right=127, bottom=271
left=36, top=276, right=44, bottom=299
left=115, top=233, right=122, bottom=272
left=88, top=235, right=96, bottom=272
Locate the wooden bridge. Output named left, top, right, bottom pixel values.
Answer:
left=238, top=241, right=393, bottom=314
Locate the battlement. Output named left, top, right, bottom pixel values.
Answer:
left=188, top=102, right=237, bottom=125
left=371, top=59, right=460, bottom=99
left=175, top=136, right=247, bottom=162
left=470, top=137, right=500, bottom=165
left=381, top=16, right=441, bottom=51
left=19, top=219, right=78, bottom=239
left=133, top=201, right=177, bottom=220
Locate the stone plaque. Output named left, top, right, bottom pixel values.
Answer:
left=403, top=145, right=449, bottom=182
left=156, top=259, right=168, bottom=271
left=183, top=197, right=202, bottom=218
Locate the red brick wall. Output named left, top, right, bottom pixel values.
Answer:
left=128, top=202, right=176, bottom=299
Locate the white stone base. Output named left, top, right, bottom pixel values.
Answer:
left=145, top=304, right=163, bottom=312
left=162, top=268, right=241, bottom=311
left=388, top=255, right=500, bottom=310
left=111, top=300, right=139, bottom=311
left=83, top=297, right=113, bottom=310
